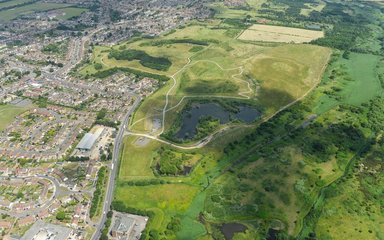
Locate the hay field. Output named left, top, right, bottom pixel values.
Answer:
left=238, top=24, right=324, bottom=43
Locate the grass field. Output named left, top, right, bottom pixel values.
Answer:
left=0, top=2, right=85, bottom=22
left=247, top=44, right=331, bottom=113
left=314, top=52, right=382, bottom=114
left=0, top=104, right=30, bottom=131
left=177, top=61, right=242, bottom=96
left=238, top=24, right=324, bottom=43
left=118, top=136, right=157, bottom=180
left=57, top=7, right=88, bottom=20
left=0, top=0, right=32, bottom=9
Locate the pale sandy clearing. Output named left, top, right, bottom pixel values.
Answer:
left=238, top=24, right=324, bottom=43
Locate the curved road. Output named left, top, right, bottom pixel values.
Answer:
left=0, top=175, right=61, bottom=218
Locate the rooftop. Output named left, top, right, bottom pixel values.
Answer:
left=21, top=220, right=72, bottom=240
left=112, top=215, right=135, bottom=233
left=76, top=127, right=104, bottom=150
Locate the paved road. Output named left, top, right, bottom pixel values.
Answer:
left=0, top=175, right=61, bottom=218
left=92, top=94, right=141, bottom=240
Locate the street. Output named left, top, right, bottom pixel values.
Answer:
left=91, top=94, right=142, bottom=240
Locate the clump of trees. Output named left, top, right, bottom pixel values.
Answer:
left=108, top=49, right=172, bottom=71
left=89, top=167, right=107, bottom=218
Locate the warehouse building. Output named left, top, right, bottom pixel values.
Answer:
left=76, top=127, right=104, bottom=151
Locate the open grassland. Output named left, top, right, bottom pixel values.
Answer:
left=247, top=44, right=331, bottom=113
left=0, top=0, right=32, bottom=9
left=115, top=184, right=199, bottom=213
left=0, top=2, right=76, bottom=22
left=209, top=1, right=269, bottom=19
left=0, top=104, right=30, bottom=131
left=314, top=52, right=383, bottom=114
left=238, top=24, right=324, bottom=43
left=57, top=7, right=87, bottom=20
left=177, top=61, right=243, bottom=96
left=118, top=135, right=158, bottom=180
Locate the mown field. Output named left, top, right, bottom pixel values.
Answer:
left=0, top=104, right=30, bottom=131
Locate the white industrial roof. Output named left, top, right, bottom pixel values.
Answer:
left=76, top=133, right=98, bottom=150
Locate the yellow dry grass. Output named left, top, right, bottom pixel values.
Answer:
left=238, top=24, right=324, bottom=43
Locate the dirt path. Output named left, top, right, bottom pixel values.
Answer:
left=127, top=50, right=331, bottom=150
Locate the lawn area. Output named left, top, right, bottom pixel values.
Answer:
left=0, top=104, right=30, bottom=131
left=341, top=53, right=382, bottom=105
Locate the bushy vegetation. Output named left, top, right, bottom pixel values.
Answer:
left=95, top=108, right=120, bottom=128
left=92, top=66, right=169, bottom=82
left=300, top=97, right=384, bottom=239
left=140, top=38, right=215, bottom=47
left=42, top=40, right=68, bottom=55
left=66, top=156, right=89, bottom=162
left=154, top=147, right=193, bottom=175
left=90, top=166, right=108, bottom=218
left=108, top=49, right=172, bottom=71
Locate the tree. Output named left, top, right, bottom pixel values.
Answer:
left=56, top=211, right=66, bottom=221
left=94, top=63, right=103, bottom=70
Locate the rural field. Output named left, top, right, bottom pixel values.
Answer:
left=238, top=24, right=324, bottom=43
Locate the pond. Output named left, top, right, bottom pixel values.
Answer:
left=175, top=102, right=261, bottom=139
left=221, top=222, right=248, bottom=240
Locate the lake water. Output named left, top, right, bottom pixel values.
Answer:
left=175, top=102, right=261, bottom=139
left=221, top=223, right=248, bottom=240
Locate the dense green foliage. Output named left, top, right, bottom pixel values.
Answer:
left=155, top=147, right=192, bottom=175
left=140, top=38, right=216, bottom=47
left=92, top=67, right=169, bottom=81
left=89, top=166, right=107, bottom=218
left=109, top=49, right=172, bottom=71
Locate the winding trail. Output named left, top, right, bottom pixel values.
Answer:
left=126, top=51, right=331, bottom=150
left=131, top=58, right=255, bottom=133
